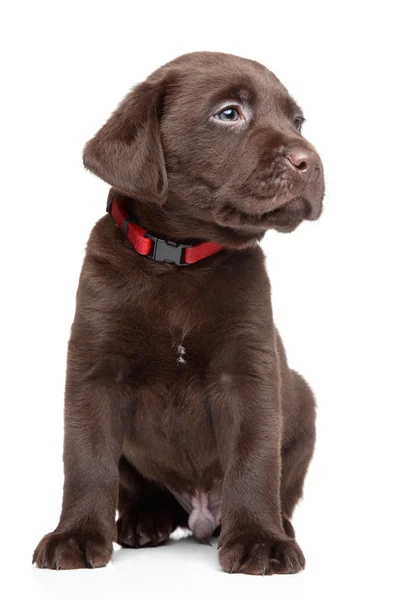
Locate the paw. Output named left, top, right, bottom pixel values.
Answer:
left=219, top=533, right=305, bottom=575
left=117, top=504, right=175, bottom=548
left=32, top=530, right=112, bottom=570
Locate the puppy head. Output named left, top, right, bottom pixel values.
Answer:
left=84, top=52, right=324, bottom=247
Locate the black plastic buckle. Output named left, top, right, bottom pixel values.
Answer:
left=144, top=232, right=192, bottom=266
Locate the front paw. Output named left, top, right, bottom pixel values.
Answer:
left=117, top=503, right=175, bottom=548
left=219, top=532, right=305, bottom=575
left=32, top=530, right=112, bottom=570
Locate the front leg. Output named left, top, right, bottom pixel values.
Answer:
left=209, top=337, right=305, bottom=576
left=33, top=368, right=123, bottom=570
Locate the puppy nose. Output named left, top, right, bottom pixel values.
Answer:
left=286, top=148, right=319, bottom=182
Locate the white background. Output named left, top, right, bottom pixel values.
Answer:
left=1, top=1, right=399, bottom=598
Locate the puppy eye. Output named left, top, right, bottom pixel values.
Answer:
left=294, top=116, right=305, bottom=132
left=214, top=107, right=241, bottom=122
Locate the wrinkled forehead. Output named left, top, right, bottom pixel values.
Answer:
left=172, top=62, right=301, bottom=119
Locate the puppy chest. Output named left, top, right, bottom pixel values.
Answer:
left=121, top=362, right=220, bottom=476
left=115, top=319, right=213, bottom=384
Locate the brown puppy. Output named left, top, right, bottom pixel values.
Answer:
left=33, top=51, right=324, bottom=574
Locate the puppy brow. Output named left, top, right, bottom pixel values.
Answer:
left=211, top=84, right=254, bottom=107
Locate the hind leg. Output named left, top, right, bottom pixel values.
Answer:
left=281, top=370, right=316, bottom=539
left=117, top=456, right=188, bottom=548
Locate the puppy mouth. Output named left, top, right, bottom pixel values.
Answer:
left=213, top=196, right=313, bottom=233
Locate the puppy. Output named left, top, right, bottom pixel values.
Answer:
left=33, top=51, right=324, bottom=574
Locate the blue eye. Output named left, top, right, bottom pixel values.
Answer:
left=215, top=107, right=240, bottom=122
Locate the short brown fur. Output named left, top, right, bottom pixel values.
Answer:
left=33, top=51, right=324, bottom=575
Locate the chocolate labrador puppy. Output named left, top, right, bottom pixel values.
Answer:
left=33, top=51, right=324, bottom=575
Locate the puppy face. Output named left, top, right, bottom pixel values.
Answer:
left=84, top=52, right=324, bottom=246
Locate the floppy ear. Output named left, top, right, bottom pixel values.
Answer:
left=83, top=76, right=169, bottom=205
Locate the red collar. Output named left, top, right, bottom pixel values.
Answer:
left=106, top=190, right=224, bottom=266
